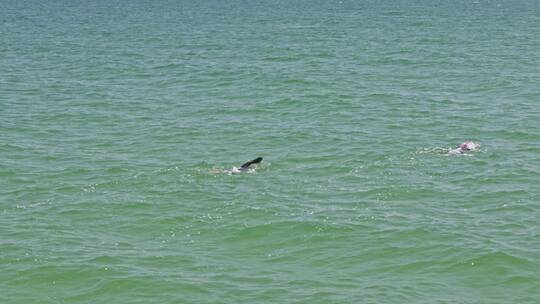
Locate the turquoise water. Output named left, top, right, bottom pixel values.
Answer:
left=2, top=0, right=540, bottom=302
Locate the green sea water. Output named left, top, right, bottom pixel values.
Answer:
left=1, top=0, right=540, bottom=303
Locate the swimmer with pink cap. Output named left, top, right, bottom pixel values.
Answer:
left=448, top=141, right=480, bottom=155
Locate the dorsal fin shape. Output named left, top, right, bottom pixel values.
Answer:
left=240, top=157, right=263, bottom=169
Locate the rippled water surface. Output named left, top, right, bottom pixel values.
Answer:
left=1, top=0, right=540, bottom=303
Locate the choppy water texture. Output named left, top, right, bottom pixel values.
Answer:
left=2, top=0, right=540, bottom=303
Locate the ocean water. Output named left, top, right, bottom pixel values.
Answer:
left=1, top=0, right=540, bottom=302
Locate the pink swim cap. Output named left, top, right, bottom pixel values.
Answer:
left=459, top=141, right=473, bottom=151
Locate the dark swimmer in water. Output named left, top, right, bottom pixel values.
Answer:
left=225, top=157, right=263, bottom=174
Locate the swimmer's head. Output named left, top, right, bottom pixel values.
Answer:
left=459, top=141, right=479, bottom=151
